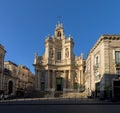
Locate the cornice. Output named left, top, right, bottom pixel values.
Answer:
left=87, top=34, right=120, bottom=58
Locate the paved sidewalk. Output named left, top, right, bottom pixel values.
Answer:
left=0, top=98, right=120, bottom=105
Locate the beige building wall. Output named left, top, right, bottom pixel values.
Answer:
left=27, top=71, right=35, bottom=89
left=0, top=44, right=6, bottom=91
left=4, top=69, right=17, bottom=95
left=4, top=61, right=35, bottom=95
left=17, top=65, right=35, bottom=89
left=33, top=23, right=85, bottom=93
left=4, top=61, right=19, bottom=94
left=85, top=35, right=120, bottom=97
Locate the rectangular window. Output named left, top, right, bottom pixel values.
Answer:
left=115, top=51, right=120, bottom=64
left=116, top=68, right=120, bottom=75
left=95, top=56, right=99, bottom=67
left=57, top=52, right=61, bottom=60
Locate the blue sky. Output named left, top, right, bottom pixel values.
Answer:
left=0, top=0, right=120, bottom=73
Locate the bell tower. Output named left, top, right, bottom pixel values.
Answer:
left=54, top=22, right=65, bottom=39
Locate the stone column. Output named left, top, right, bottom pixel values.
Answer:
left=64, top=70, right=66, bottom=89
left=80, top=70, right=83, bottom=85
left=66, top=71, right=69, bottom=88
left=35, top=69, right=38, bottom=90
left=45, top=71, right=48, bottom=90
left=52, top=70, right=56, bottom=89
left=38, top=70, right=41, bottom=90
left=78, top=70, right=81, bottom=92
left=47, top=70, right=50, bottom=90
left=2, top=75, right=5, bottom=92
left=71, top=70, right=74, bottom=90
left=0, top=73, right=2, bottom=90
left=68, top=70, right=73, bottom=90
left=0, top=66, right=3, bottom=90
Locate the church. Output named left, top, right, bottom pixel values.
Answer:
left=33, top=22, right=85, bottom=94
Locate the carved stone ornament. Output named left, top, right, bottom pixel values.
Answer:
left=65, top=48, right=69, bottom=57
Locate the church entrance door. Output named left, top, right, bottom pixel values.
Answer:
left=41, top=82, right=45, bottom=91
left=74, top=82, right=78, bottom=91
left=8, top=81, right=13, bottom=94
left=56, top=77, right=63, bottom=91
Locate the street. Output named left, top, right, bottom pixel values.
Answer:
left=0, top=104, right=120, bottom=113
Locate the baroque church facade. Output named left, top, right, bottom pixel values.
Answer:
left=33, top=23, right=85, bottom=93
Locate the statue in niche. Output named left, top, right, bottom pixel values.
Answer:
left=50, top=48, right=54, bottom=58
left=65, top=48, right=69, bottom=58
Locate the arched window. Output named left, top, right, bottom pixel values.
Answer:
left=95, top=56, right=99, bottom=67
left=8, top=81, right=13, bottom=94
left=57, top=31, right=61, bottom=37
left=57, top=52, right=61, bottom=60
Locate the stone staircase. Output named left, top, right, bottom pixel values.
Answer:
left=62, top=92, right=87, bottom=98
left=44, top=91, right=87, bottom=98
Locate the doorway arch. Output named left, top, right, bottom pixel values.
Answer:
left=8, top=81, right=13, bottom=94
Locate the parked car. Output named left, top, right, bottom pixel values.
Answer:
left=5, top=93, right=16, bottom=100
left=0, top=93, right=16, bottom=100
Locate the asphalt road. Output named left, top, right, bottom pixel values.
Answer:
left=0, top=105, right=120, bottom=113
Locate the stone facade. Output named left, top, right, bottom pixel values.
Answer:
left=4, top=69, right=17, bottom=95
left=33, top=23, right=85, bottom=93
left=4, top=61, right=35, bottom=95
left=0, top=44, right=6, bottom=92
left=17, top=65, right=35, bottom=90
left=85, top=35, right=120, bottom=98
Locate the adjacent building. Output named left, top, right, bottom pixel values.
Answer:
left=2, top=22, right=120, bottom=99
left=33, top=23, right=85, bottom=94
left=0, top=44, right=6, bottom=92
left=4, top=61, right=35, bottom=95
left=17, top=65, right=35, bottom=90
left=4, top=61, right=18, bottom=94
left=85, top=35, right=120, bottom=98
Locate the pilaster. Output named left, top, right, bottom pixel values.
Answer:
left=35, top=69, right=38, bottom=90
left=47, top=70, right=50, bottom=90
left=71, top=70, right=74, bottom=89
left=52, top=70, right=56, bottom=89
left=38, top=71, right=41, bottom=90
left=68, top=70, right=73, bottom=89
left=78, top=70, right=81, bottom=92
left=64, top=70, right=67, bottom=88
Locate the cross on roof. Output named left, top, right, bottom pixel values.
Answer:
left=58, top=16, right=62, bottom=23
